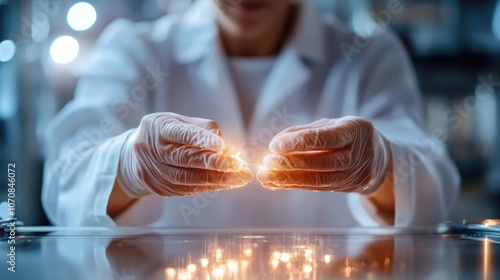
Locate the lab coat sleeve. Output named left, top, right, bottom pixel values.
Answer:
left=345, top=30, right=460, bottom=226
left=42, top=19, right=159, bottom=226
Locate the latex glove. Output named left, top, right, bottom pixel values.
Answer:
left=117, top=113, right=253, bottom=198
left=257, top=116, right=391, bottom=194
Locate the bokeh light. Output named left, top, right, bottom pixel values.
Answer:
left=0, top=40, right=16, bottom=62
left=67, top=2, right=97, bottom=31
left=49, top=36, right=79, bottom=64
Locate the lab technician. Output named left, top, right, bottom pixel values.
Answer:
left=43, top=0, right=460, bottom=227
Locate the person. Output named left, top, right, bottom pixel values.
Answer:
left=42, top=0, right=460, bottom=227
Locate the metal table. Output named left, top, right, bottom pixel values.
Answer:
left=0, top=224, right=499, bottom=279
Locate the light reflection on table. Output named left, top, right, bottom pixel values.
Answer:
left=145, top=235, right=394, bottom=280
left=102, top=231, right=462, bottom=279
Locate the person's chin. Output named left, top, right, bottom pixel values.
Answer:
left=235, top=24, right=261, bottom=36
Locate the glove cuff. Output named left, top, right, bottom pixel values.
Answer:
left=116, top=129, right=152, bottom=198
left=362, top=131, right=392, bottom=195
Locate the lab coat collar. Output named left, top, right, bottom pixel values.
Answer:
left=172, top=0, right=327, bottom=64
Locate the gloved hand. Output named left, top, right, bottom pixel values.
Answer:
left=257, top=116, right=391, bottom=194
left=117, top=113, right=253, bottom=198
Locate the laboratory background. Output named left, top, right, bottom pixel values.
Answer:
left=0, top=0, right=499, bottom=226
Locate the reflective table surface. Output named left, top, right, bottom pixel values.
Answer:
left=1, top=225, right=499, bottom=279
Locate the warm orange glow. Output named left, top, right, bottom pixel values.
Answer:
left=165, top=268, right=176, bottom=277
left=243, top=248, right=253, bottom=256
left=280, top=253, right=291, bottom=262
left=187, top=264, right=197, bottom=273
left=212, top=267, right=224, bottom=277
left=227, top=260, right=238, bottom=272
left=241, top=260, right=249, bottom=269
left=304, top=249, right=313, bottom=256
left=324, top=254, right=332, bottom=263
left=271, top=259, right=280, bottom=268
left=177, top=270, right=190, bottom=280
left=162, top=235, right=402, bottom=279
left=344, top=266, right=353, bottom=278
left=216, top=249, right=222, bottom=260
left=482, top=219, right=500, bottom=226
left=303, top=264, right=313, bottom=273
left=230, top=151, right=248, bottom=169
left=484, top=237, right=490, bottom=280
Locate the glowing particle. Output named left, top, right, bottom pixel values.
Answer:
left=201, top=258, right=209, bottom=267
left=177, top=270, right=191, bottom=280
left=212, top=267, right=224, bottom=277
left=243, top=248, right=252, bottom=256
left=344, top=266, right=352, bottom=277
left=216, top=249, right=222, bottom=260
left=230, top=151, right=247, bottom=169
left=165, top=268, right=176, bottom=276
left=303, top=264, right=313, bottom=273
left=324, top=254, right=331, bottom=263
left=280, top=253, right=291, bottom=262
left=187, top=263, right=197, bottom=272
left=304, top=248, right=313, bottom=256
left=227, top=260, right=238, bottom=272
left=271, top=259, right=279, bottom=268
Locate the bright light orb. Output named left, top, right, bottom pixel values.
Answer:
left=165, top=268, right=176, bottom=276
left=187, top=263, right=197, bottom=272
left=49, top=36, right=79, bottom=64
left=324, top=254, right=332, bottom=263
left=280, top=252, right=290, bottom=262
left=303, top=264, right=313, bottom=273
left=0, top=40, right=16, bottom=62
left=67, top=2, right=97, bottom=31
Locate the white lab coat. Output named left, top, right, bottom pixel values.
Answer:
left=42, top=0, right=460, bottom=227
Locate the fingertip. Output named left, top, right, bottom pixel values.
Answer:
left=240, top=167, right=254, bottom=181
left=262, top=154, right=274, bottom=166
left=229, top=168, right=254, bottom=189
left=269, top=137, right=288, bottom=154
left=245, top=172, right=254, bottom=184
left=262, top=154, right=281, bottom=170
left=260, top=181, right=280, bottom=191
left=256, top=165, right=268, bottom=182
left=203, top=135, right=226, bottom=151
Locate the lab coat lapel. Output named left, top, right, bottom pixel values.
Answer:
left=197, top=43, right=246, bottom=144
left=250, top=48, right=310, bottom=134
left=171, top=0, right=245, bottom=143
left=249, top=1, right=327, bottom=134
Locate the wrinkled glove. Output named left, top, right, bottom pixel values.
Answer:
left=257, top=116, right=391, bottom=194
left=117, top=113, right=253, bottom=198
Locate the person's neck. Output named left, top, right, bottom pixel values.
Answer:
left=219, top=5, right=297, bottom=57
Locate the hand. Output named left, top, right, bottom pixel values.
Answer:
left=257, top=116, right=391, bottom=194
left=117, top=113, right=253, bottom=198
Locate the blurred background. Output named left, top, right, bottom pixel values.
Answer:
left=0, top=0, right=499, bottom=225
